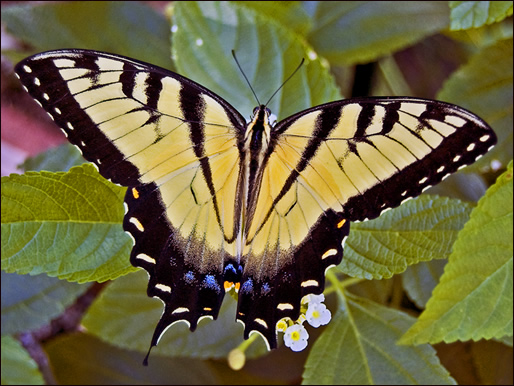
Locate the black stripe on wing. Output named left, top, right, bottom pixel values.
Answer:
left=248, top=105, right=343, bottom=240
left=179, top=85, right=225, bottom=234
left=341, top=99, right=497, bottom=221
left=15, top=51, right=142, bottom=186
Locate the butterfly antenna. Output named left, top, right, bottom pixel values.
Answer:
left=264, top=58, right=305, bottom=108
left=232, top=50, right=260, bottom=105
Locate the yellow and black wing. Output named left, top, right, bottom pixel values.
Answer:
left=15, top=50, right=249, bottom=356
left=236, top=98, right=496, bottom=345
left=15, top=50, right=497, bottom=360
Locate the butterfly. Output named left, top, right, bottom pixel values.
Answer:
left=15, top=49, right=496, bottom=363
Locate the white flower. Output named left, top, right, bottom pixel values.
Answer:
left=283, top=324, right=309, bottom=352
left=306, top=302, right=331, bottom=328
left=303, top=293, right=325, bottom=305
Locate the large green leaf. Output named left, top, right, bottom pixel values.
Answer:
left=1, top=1, right=172, bottom=68
left=1, top=271, right=88, bottom=335
left=82, top=270, right=268, bottom=360
left=400, top=161, right=513, bottom=345
left=302, top=293, right=456, bottom=385
left=1, top=336, right=44, bottom=385
left=171, top=1, right=341, bottom=120
left=438, top=38, right=513, bottom=171
left=449, top=1, right=514, bottom=30
left=237, top=1, right=312, bottom=35
left=1, top=165, right=134, bottom=283
left=340, top=195, right=472, bottom=279
left=304, top=1, right=450, bottom=65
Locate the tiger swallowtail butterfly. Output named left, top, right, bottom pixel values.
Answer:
left=15, top=49, right=496, bottom=363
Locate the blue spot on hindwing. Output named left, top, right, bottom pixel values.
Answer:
left=203, top=274, right=221, bottom=292
left=184, top=271, right=195, bottom=284
left=241, top=278, right=254, bottom=294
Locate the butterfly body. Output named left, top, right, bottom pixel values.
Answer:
left=15, top=50, right=496, bottom=359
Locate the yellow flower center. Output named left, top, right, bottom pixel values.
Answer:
left=276, top=320, right=288, bottom=332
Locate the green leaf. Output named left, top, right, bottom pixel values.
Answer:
left=1, top=271, right=88, bottom=335
left=171, top=1, right=341, bottom=121
left=237, top=1, right=312, bottom=35
left=1, top=164, right=134, bottom=283
left=424, top=171, right=488, bottom=203
left=340, top=195, right=472, bottom=280
left=402, top=260, right=447, bottom=309
left=305, top=1, right=450, bottom=65
left=82, top=270, right=268, bottom=360
left=1, top=1, right=172, bottom=69
left=437, top=39, right=513, bottom=170
left=20, top=144, right=84, bottom=173
left=450, top=1, right=514, bottom=30
left=438, top=38, right=513, bottom=172
left=400, top=161, right=513, bottom=345
left=44, top=332, right=220, bottom=385
left=302, top=293, right=456, bottom=385
left=345, top=277, right=395, bottom=306
left=1, top=335, right=44, bottom=385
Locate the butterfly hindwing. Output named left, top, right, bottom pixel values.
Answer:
left=15, top=50, right=496, bottom=358
left=236, top=210, right=350, bottom=346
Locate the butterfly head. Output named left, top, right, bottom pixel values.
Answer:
left=248, top=105, right=277, bottom=127
left=245, top=105, right=275, bottom=150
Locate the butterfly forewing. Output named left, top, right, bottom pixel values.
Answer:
left=15, top=49, right=497, bottom=359
left=266, top=98, right=496, bottom=223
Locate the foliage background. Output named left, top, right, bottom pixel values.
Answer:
left=1, top=1, right=512, bottom=385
